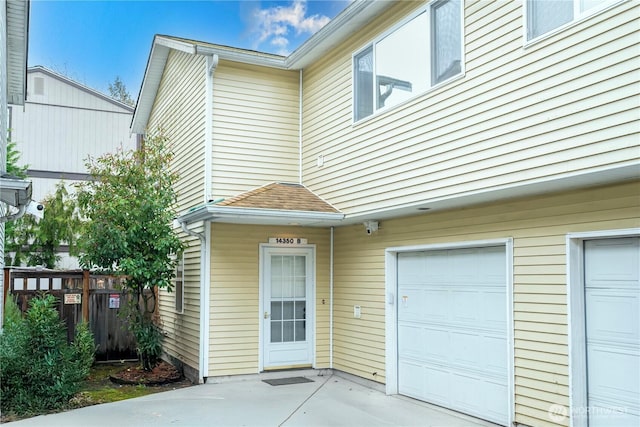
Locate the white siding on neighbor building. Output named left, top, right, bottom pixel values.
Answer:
left=211, top=61, right=299, bottom=199
left=301, top=0, right=639, bottom=216
left=147, top=49, right=207, bottom=375
left=9, top=69, right=136, bottom=196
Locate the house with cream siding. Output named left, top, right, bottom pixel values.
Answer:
left=131, top=1, right=639, bottom=426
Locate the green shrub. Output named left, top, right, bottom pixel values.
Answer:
left=133, top=321, right=163, bottom=371
left=0, top=294, right=96, bottom=416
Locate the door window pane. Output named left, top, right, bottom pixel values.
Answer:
left=271, top=321, right=282, bottom=343
left=283, top=301, right=294, bottom=320
left=271, top=301, right=282, bottom=320
left=295, top=301, right=306, bottom=320
left=283, top=321, right=294, bottom=342
left=295, top=321, right=306, bottom=342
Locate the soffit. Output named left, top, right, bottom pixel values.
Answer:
left=6, top=0, right=29, bottom=106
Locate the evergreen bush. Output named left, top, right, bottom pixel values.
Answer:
left=0, top=294, right=96, bottom=415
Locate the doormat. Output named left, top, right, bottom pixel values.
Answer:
left=262, top=377, right=314, bottom=386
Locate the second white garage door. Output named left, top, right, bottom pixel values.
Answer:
left=397, top=246, right=508, bottom=425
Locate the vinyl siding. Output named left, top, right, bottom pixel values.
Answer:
left=332, top=180, right=640, bottom=427
left=301, top=0, right=639, bottom=215
left=158, top=229, right=202, bottom=376
left=208, top=224, right=330, bottom=377
left=148, top=49, right=206, bottom=211
left=147, top=49, right=207, bottom=374
left=211, top=61, right=299, bottom=199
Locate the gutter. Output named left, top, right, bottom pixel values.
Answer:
left=179, top=204, right=344, bottom=225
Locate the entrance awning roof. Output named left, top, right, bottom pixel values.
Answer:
left=177, top=182, right=344, bottom=227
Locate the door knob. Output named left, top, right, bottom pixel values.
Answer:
left=264, top=311, right=270, bottom=319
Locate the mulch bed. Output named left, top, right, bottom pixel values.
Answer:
left=110, top=361, right=182, bottom=386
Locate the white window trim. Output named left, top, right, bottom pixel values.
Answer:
left=523, top=0, right=628, bottom=47
left=384, top=238, right=514, bottom=427
left=566, top=227, right=640, bottom=427
left=174, top=252, right=185, bottom=314
left=352, top=0, right=465, bottom=125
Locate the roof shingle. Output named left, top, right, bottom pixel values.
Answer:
left=216, top=183, right=340, bottom=213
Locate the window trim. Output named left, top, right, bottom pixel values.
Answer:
left=174, top=253, right=185, bottom=314
left=523, top=0, right=627, bottom=46
left=351, top=0, right=464, bottom=124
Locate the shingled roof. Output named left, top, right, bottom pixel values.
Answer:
left=216, top=182, right=340, bottom=213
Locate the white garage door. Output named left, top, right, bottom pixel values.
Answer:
left=584, top=238, right=639, bottom=427
left=397, top=246, right=508, bottom=425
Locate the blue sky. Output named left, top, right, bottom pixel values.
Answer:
left=28, top=0, right=349, bottom=100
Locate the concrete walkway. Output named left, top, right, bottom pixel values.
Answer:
left=7, top=371, right=499, bottom=427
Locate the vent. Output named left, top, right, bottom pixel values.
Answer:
left=33, top=77, right=45, bottom=95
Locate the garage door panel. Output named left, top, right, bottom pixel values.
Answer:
left=397, top=246, right=508, bottom=425
left=585, top=290, right=639, bottom=344
left=584, top=237, right=640, bottom=426
left=585, top=239, right=639, bottom=285
left=587, top=345, right=640, bottom=407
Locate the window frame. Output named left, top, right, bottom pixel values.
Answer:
left=173, top=253, right=185, bottom=314
left=352, top=0, right=464, bottom=124
left=524, top=0, right=626, bottom=45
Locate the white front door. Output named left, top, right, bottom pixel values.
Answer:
left=261, top=246, right=314, bottom=369
left=584, top=237, right=639, bottom=426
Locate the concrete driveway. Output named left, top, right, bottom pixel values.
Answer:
left=8, top=371, right=499, bottom=427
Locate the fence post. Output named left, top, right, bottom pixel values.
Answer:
left=3, top=267, right=9, bottom=303
left=82, top=270, right=90, bottom=322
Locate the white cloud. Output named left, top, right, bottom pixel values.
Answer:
left=251, top=0, right=331, bottom=55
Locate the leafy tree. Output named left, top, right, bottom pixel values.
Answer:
left=108, top=76, right=135, bottom=106
left=76, top=134, right=184, bottom=370
left=4, top=137, right=29, bottom=265
left=4, top=182, right=80, bottom=268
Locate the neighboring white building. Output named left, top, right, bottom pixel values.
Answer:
left=8, top=66, right=138, bottom=268
left=10, top=66, right=138, bottom=203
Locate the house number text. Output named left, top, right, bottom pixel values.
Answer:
left=269, top=237, right=308, bottom=245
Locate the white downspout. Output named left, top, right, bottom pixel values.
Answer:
left=330, top=226, right=334, bottom=369
left=298, top=69, right=303, bottom=184
left=198, top=53, right=217, bottom=382
left=204, top=54, right=218, bottom=203
left=179, top=221, right=208, bottom=382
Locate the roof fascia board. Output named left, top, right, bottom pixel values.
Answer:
left=131, top=38, right=170, bottom=134
left=195, top=45, right=286, bottom=69
left=285, top=0, right=393, bottom=69
left=156, top=36, right=197, bottom=55
left=27, top=66, right=134, bottom=112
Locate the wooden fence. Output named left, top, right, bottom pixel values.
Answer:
left=3, top=268, right=141, bottom=361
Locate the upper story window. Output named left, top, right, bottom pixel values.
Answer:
left=353, top=0, right=463, bottom=122
left=526, top=0, right=619, bottom=41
